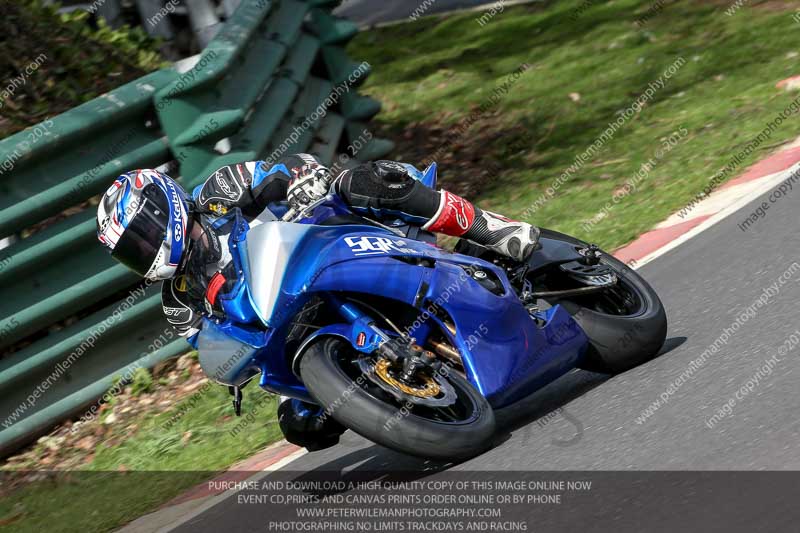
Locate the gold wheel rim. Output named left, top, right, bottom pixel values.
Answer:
left=373, top=358, right=441, bottom=398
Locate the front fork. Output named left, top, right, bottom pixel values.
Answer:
left=328, top=295, right=452, bottom=408
left=327, top=294, right=393, bottom=353
left=290, top=294, right=394, bottom=378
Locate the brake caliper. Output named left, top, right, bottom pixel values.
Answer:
left=360, top=340, right=455, bottom=407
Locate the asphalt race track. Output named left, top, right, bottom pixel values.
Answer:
left=279, top=174, right=800, bottom=471
left=167, top=168, right=800, bottom=531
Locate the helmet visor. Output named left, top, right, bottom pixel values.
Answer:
left=111, top=185, right=170, bottom=277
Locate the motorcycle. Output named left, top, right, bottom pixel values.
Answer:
left=195, top=163, right=667, bottom=460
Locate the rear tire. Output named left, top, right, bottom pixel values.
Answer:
left=459, top=229, right=667, bottom=373
left=561, top=253, right=667, bottom=374
left=299, top=337, right=495, bottom=461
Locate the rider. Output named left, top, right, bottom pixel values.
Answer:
left=96, top=154, right=539, bottom=450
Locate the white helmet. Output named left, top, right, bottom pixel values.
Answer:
left=97, top=169, right=191, bottom=281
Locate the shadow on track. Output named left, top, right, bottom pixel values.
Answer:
left=287, top=336, right=687, bottom=476
left=492, top=336, right=687, bottom=445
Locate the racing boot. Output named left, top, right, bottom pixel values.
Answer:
left=423, top=190, right=540, bottom=262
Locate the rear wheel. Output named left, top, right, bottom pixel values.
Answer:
left=299, top=337, right=495, bottom=461
left=458, top=231, right=667, bottom=374
left=557, top=253, right=667, bottom=373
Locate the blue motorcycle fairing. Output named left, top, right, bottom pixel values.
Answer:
left=217, top=212, right=261, bottom=325
left=277, top=228, right=588, bottom=407
left=195, top=318, right=262, bottom=387
left=400, top=162, right=437, bottom=189
left=194, top=181, right=591, bottom=409
left=241, top=221, right=395, bottom=327
left=288, top=320, right=388, bottom=375
left=205, top=219, right=400, bottom=400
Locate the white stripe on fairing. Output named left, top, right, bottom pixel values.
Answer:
left=246, top=222, right=313, bottom=325
left=421, top=190, right=446, bottom=231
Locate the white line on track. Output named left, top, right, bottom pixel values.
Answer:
left=634, top=164, right=799, bottom=269
left=117, top=446, right=308, bottom=533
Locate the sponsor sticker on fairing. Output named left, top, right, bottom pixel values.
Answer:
left=344, top=236, right=423, bottom=256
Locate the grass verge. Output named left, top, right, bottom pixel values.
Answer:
left=348, top=0, right=800, bottom=249
left=0, top=354, right=281, bottom=532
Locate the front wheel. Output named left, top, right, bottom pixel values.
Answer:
left=299, top=337, right=495, bottom=461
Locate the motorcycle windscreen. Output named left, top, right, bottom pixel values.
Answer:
left=244, top=221, right=312, bottom=326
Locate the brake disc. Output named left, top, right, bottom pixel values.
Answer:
left=357, top=357, right=457, bottom=407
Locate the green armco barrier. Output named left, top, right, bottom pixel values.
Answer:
left=0, top=0, right=392, bottom=456
left=0, top=70, right=178, bottom=239
left=154, top=0, right=391, bottom=186
left=0, top=69, right=180, bottom=456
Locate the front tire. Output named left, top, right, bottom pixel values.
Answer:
left=299, top=337, right=495, bottom=461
